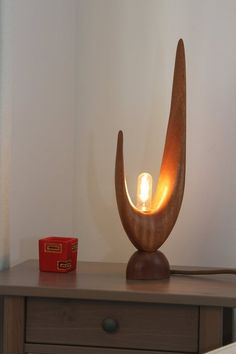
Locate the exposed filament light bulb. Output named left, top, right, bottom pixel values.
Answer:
left=136, top=172, right=153, bottom=212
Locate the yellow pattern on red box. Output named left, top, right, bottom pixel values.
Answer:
left=72, top=242, right=78, bottom=252
left=57, top=260, right=72, bottom=270
left=44, top=243, right=62, bottom=254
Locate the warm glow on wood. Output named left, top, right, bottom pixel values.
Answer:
left=155, top=185, right=169, bottom=210
left=152, top=173, right=173, bottom=211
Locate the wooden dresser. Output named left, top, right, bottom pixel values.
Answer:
left=0, top=260, right=235, bottom=354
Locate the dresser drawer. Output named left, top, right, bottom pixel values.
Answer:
left=26, top=297, right=198, bottom=352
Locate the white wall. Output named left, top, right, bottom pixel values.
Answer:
left=0, top=0, right=12, bottom=270
left=76, top=0, right=236, bottom=269
left=9, top=0, right=77, bottom=265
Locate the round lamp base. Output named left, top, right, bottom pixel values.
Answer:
left=126, top=250, right=170, bottom=280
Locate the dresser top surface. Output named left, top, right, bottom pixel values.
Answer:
left=0, top=260, right=235, bottom=307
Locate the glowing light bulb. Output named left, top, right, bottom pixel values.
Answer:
left=136, top=172, right=153, bottom=212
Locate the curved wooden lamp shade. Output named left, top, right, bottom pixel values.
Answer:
left=115, top=40, right=186, bottom=280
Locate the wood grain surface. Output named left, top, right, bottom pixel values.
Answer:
left=3, top=296, right=25, bottom=354
left=25, top=343, right=188, bottom=354
left=199, top=307, right=223, bottom=353
left=0, top=260, right=235, bottom=354
left=0, top=260, right=235, bottom=307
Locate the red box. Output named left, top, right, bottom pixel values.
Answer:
left=39, top=236, right=78, bottom=272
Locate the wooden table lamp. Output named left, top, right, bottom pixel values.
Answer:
left=115, top=39, right=186, bottom=280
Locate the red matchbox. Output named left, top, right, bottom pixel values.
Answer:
left=39, top=236, right=78, bottom=272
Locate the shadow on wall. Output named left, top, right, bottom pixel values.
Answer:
left=19, top=237, right=37, bottom=262
left=86, top=133, right=132, bottom=261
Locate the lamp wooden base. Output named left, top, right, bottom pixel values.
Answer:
left=126, top=250, right=170, bottom=280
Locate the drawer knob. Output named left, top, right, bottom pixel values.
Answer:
left=102, top=318, right=119, bottom=333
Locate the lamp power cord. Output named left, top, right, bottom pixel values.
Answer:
left=170, top=268, right=236, bottom=275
